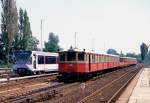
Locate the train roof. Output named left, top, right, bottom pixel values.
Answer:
left=14, top=51, right=58, bottom=56
left=59, top=48, right=137, bottom=60
left=32, top=51, right=58, bottom=56
left=59, top=48, right=120, bottom=57
left=120, top=56, right=137, bottom=60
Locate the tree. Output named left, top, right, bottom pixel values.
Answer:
left=126, top=52, right=137, bottom=58
left=1, top=0, right=18, bottom=65
left=22, top=10, right=32, bottom=50
left=44, top=32, right=60, bottom=52
left=13, top=8, right=23, bottom=50
left=26, top=36, right=39, bottom=51
left=14, top=8, right=39, bottom=51
left=107, top=48, right=119, bottom=55
left=140, top=42, right=148, bottom=61
left=119, top=51, right=124, bottom=57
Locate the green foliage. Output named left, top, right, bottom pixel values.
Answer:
left=107, top=48, right=142, bottom=62
left=14, top=8, right=39, bottom=51
left=26, top=36, right=39, bottom=51
left=140, top=42, right=148, bottom=61
left=126, top=52, right=141, bottom=62
left=1, top=0, right=18, bottom=65
left=43, top=32, right=60, bottom=52
left=0, top=4, right=39, bottom=66
left=107, top=48, right=119, bottom=55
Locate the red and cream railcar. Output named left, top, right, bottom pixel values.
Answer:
left=59, top=49, right=123, bottom=76
left=120, top=57, right=137, bottom=66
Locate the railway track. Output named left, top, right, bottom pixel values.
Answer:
left=0, top=73, right=58, bottom=102
left=47, top=65, right=142, bottom=103
left=0, top=65, right=143, bottom=103
left=6, top=82, right=80, bottom=103
left=79, top=67, right=139, bottom=103
left=0, top=68, right=11, bottom=78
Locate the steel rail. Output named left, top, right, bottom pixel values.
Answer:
left=106, top=68, right=140, bottom=103
left=79, top=68, right=140, bottom=103
left=0, top=73, right=58, bottom=83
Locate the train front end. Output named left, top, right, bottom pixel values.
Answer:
left=12, top=51, right=33, bottom=76
left=59, top=49, right=89, bottom=78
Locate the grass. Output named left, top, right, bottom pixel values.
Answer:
left=0, top=63, right=10, bottom=68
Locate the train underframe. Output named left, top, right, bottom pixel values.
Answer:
left=59, top=64, right=137, bottom=81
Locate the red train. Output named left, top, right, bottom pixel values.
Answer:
left=59, top=48, right=137, bottom=77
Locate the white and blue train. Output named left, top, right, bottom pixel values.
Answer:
left=12, top=51, right=58, bottom=76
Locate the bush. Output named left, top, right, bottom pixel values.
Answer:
left=0, top=60, right=9, bottom=68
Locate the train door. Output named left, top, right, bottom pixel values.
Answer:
left=33, top=54, right=36, bottom=69
left=89, top=54, right=91, bottom=72
left=37, top=55, right=45, bottom=71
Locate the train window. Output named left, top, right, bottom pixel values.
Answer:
left=103, top=56, right=105, bottom=62
left=67, top=52, right=76, bottom=61
left=104, top=56, right=106, bottom=62
left=105, top=56, right=107, bottom=62
left=95, top=55, right=97, bottom=63
left=87, top=54, right=89, bottom=62
left=96, top=55, right=98, bottom=63
left=107, top=56, right=109, bottom=62
left=27, top=57, right=32, bottom=64
left=102, top=56, right=104, bottom=62
left=100, top=56, right=102, bottom=62
left=60, top=53, right=66, bottom=61
left=92, top=55, right=94, bottom=63
left=38, top=56, right=44, bottom=64
left=109, top=56, right=111, bottom=62
left=93, top=55, right=96, bottom=63
left=110, top=57, right=112, bottom=62
left=101, top=56, right=103, bottom=62
left=85, top=54, right=87, bottom=61
left=45, top=56, right=57, bottom=64
left=99, top=56, right=101, bottom=62
left=78, top=52, right=85, bottom=61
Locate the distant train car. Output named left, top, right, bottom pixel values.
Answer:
left=120, top=57, right=137, bottom=66
left=59, top=48, right=137, bottom=77
left=12, top=51, right=58, bottom=76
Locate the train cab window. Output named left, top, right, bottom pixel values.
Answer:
left=60, top=53, right=66, bottom=61
left=45, top=56, right=57, bottom=64
left=27, top=57, right=32, bottom=64
left=85, top=54, right=87, bottom=61
left=86, top=54, right=89, bottom=62
left=38, top=56, right=44, bottom=64
left=67, top=52, right=76, bottom=61
left=78, top=52, right=84, bottom=61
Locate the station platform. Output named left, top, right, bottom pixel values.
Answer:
left=116, top=68, right=150, bottom=103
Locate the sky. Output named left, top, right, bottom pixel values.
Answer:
left=3, top=0, right=150, bottom=54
